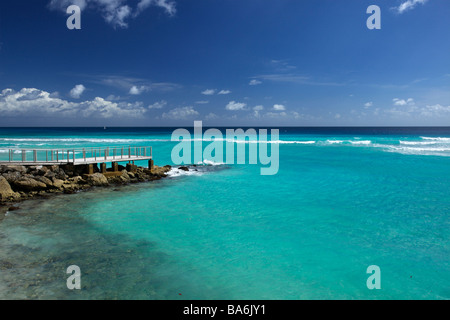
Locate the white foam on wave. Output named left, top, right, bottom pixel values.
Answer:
left=400, top=141, right=439, bottom=145
left=199, top=159, right=225, bottom=166
left=325, top=140, right=344, bottom=144
left=0, top=137, right=318, bottom=145
left=166, top=168, right=204, bottom=178
left=350, top=140, right=372, bottom=145
left=373, top=143, right=450, bottom=156
left=420, top=137, right=450, bottom=142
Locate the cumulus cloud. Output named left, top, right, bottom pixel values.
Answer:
left=0, top=88, right=146, bottom=119
left=201, top=89, right=216, bottom=96
left=385, top=102, right=450, bottom=119
left=249, top=79, right=262, bottom=86
left=70, top=84, right=86, bottom=99
left=225, top=101, right=247, bottom=111
left=253, top=105, right=264, bottom=117
left=273, top=104, right=286, bottom=111
left=129, top=85, right=150, bottom=95
left=393, top=0, right=429, bottom=14
left=218, top=90, right=231, bottom=95
left=204, top=113, right=218, bottom=120
left=265, top=111, right=287, bottom=118
left=162, top=106, right=199, bottom=120
left=148, top=100, right=167, bottom=109
left=48, top=0, right=176, bottom=28
left=364, top=102, right=373, bottom=108
left=80, top=97, right=146, bottom=118
left=393, top=98, right=415, bottom=106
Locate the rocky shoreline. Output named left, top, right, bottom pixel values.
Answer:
left=0, top=163, right=173, bottom=209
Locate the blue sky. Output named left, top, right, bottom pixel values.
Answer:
left=0, top=0, right=449, bottom=126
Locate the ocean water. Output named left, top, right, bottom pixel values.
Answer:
left=0, top=127, right=449, bottom=300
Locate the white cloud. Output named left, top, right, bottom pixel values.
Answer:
left=265, top=111, right=287, bottom=118
left=162, top=106, right=199, bottom=120
left=136, top=0, right=176, bottom=16
left=106, top=94, right=122, bottom=101
left=393, top=0, right=429, bottom=14
left=253, top=105, right=264, bottom=117
left=148, top=100, right=167, bottom=109
left=201, top=89, right=216, bottom=95
left=385, top=102, right=450, bottom=119
left=419, top=104, right=450, bottom=117
left=70, top=84, right=86, bottom=99
left=80, top=97, right=146, bottom=118
left=393, top=98, right=415, bottom=106
left=249, top=79, right=262, bottom=86
left=204, top=113, right=218, bottom=120
left=129, top=85, right=150, bottom=95
left=218, top=90, right=231, bottom=95
left=0, top=87, right=146, bottom=119
left=364, top=102, right=373, bottom=108
left=48, top=0, right=176, bottom=28
left=225, top=101, right=247, bottom=111
left=273, top=104, right=286, bottom=111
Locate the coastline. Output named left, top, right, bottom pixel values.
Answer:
left=0, top=163, right=174, bottom=210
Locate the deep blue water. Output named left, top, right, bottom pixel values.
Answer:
left=0, top=127, right=449, bottom=299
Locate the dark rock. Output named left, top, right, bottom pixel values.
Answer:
left=36, top=166, right=50, bottom=176
left=0, top=176, right=21, bottom=202
left=86, top=173, right=109, bottom=187
left=52, top=178, right=65, bottom=189
left=179, top=166, right=189, bottom=172
left=12, top=176, right=47, bottom=192
left=3, top=165, right=27, bottom=174
left=2, top=171, right=22, bottom=184
left=33, top=176, right=54, bottom=187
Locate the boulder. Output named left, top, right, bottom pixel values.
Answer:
left=2, top=171, right=22, bottom=184
left=69, top=176, right=85, bottom=184
left=33, top=176, right=54, bottom=187
left=0, top=176, right=21, bottom=201
left=120, top=171, right=131, bottom=183
left=179, top=166, right=189, bottom=172
left=12, top=176, right=48, bottom=192
left=149, top=165, right=171, bottom=177
left=3, top=165, right=27, bottom=174
left=107, top=170, right=131, bottom=184
left=52, top=178, right=65, bottom=189
left=86, top=173, right=109, bottom=187
left=36, top=166, right=50, bottom=176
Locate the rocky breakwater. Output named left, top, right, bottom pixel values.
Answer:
left=0, top=164, right=172, bottom=206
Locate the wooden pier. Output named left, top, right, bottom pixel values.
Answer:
left=0, top=146, right=154, bottom=173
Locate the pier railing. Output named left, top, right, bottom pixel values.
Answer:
left=0, top=146, right=152, bottom=165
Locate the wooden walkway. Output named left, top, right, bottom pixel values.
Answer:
left=0, top=146, right=152, bottom=166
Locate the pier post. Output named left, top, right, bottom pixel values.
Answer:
left=100, top=163, right=107, bottom=174
left=86, top=164, right=94, bottom=175
left=148, top=159, right=154, bottom=170
left=112, top=162, right=119, bottom=172
left=126, top=163, right=138, bottom=173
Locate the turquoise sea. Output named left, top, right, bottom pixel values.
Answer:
left=0, top=127, right=449, bottom=300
